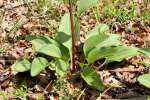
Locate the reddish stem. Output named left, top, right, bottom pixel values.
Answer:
left=69, top=0, right=77, bottom=73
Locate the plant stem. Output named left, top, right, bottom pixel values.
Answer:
left=69, top=0, right=77, bottom=73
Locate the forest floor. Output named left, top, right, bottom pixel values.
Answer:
left=0, top=0, right=150, bottom=100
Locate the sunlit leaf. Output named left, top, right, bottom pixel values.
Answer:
left=37, top=44, right=62, bottom=58
left=31, top=39, right=48, bottom=51
left=12, top=59, right=31, bottom=73
left=31, top=57, right=48, bottom=76
left=86, top=24, right=109, bottom=38
left=87, top=46, right=139, bottom=64
left=31, top=38, right=63, bottom=58
left=84, top=35, right=107, bottom=57
left=77, top=0, right=99, bottom=16
left=56, top=13, right=80, bottom=50
left=26, top=35, right=52, bottom=42
left=81, top=67, right=104, bottom=91
left=56, top=59, right=69, bottom=77
left=138, top=48, right=150, bottom=58
left=29, top=35, right=69, bottom=59
left=138, top=74, right=150, bottom=88
left=84, top=34, right=121, bottom=57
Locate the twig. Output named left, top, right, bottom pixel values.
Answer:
left=97, top=86, right=112, bottom=100
left=93, top=60, right=107, bottom=70
left=76, top=88, right=86, bottom=100
left=109, top=69, right=142, bottom=72
left=44, top=81, right=52, bottom=93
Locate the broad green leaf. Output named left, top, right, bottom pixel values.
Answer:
left=84, top=35, right=107, bottom=57
left=84, top=34, right=121, bottom=57
left=81, top=67, right=104, bottom=91
left=96, top=34, right=121, bottom=48
left=77, top=0, right=99, bottom=16
left=56, top=59, right=69, bottom=77
left=31, top=39, right=49, bottom=51
left=31, top=37, right=63, bottom=58
left=86, top=24, right=109, bottom=38
left=87, top=46, right=139, bottom=64
left=37, top=44, right=62, bottom=58
left=138, top=48, right=150, bottom=58
left=30, top=36, right=56, bottom=52
left=28, top=35, right=62, bottom=45
left=50, top=40, right=70, bottom=60
left=29, top=35, right=69, bottom=59
left=138, top=74, right=150, bottom=88
left=31, top=57, right=48, bottom=76
left=56, top=13, right=80, bottom=50
left=84, top=24, right=138, bottom=64
left=84, top=24, right=120, bottom=57
left=12, top=59, right=31, bottom=73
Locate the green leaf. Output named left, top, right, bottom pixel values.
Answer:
left=12, top=59, right=31, bottom=73
left=86, top=24, right=109, bottom=38
left=138, top=48, right=150, bottom=58
left=81, top=67, right=104, bottom=91
left=30, top=36, right=55, bottom=52
left=56, top=13, right=80, bottom=50
left=138, top=74, right=150, bottom=88
left=37, top=44, right=62, bottom=58
left=31, top=39, right=48, bottom=51
left=56, top=59, right=69, bottom=77
left=51, top=40, right=70, bottom=60
left=84, top=35, right=107, bottom=57
left=31, top=57, right=48, bottom=76
left=31, top=37, right=62, bottom=58
left=84, top=24, right=120, bottom=57
left=84, top=34, right=121, bottom=57
left=77, top=0, right=99, bottom=16
left=30, top=35, right=61, bottom=44
left=87, top=46, right=139, bottom=64
left=96, top=34, right=121, bottom=49
left=84, top=24, right=139, bottom=64
left=29, top=35, right=69, bottom=59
